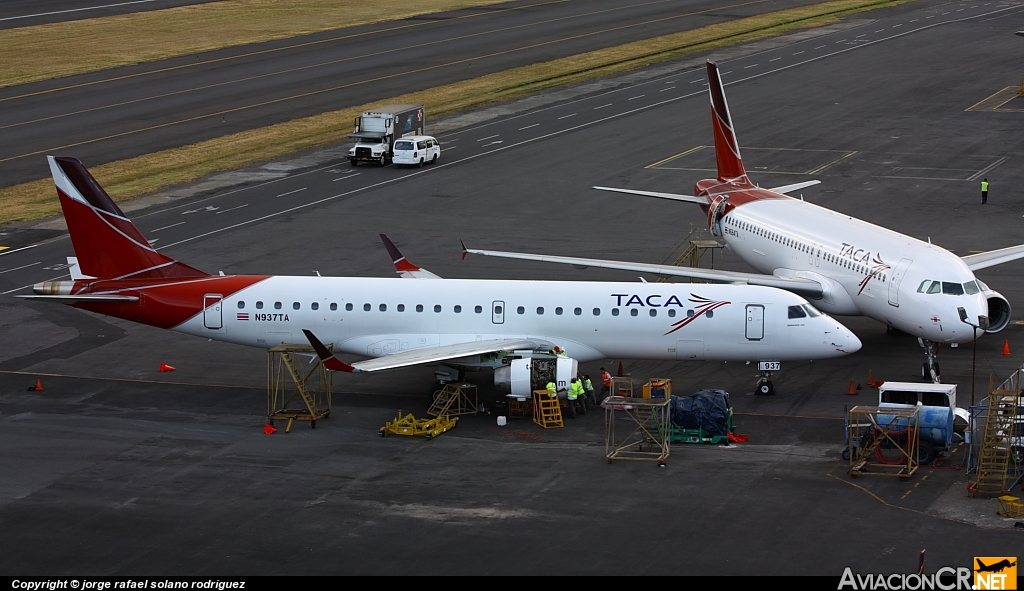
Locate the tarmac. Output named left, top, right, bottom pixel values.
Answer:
left=1, top=0, right=1024, bottom=576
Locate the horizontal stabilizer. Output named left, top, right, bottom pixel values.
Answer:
left=962, top=243, right=1024, bottom=271
left=593, top=186, right=709, bottom=205
left=768, top=180, right=820, bottom=195
left=16, top=294, right=140, bottom=303
left=463, top=246, right=823, bottom=296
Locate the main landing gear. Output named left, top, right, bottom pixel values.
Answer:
left=755, top=371, right=775, bottom=396
left=919, top=338, right=941, bottom=384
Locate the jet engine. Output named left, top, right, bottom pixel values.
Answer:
left=983, top=288, right=1011, bottom=333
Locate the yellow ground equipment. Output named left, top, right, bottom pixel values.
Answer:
left=267, top=344, right=332, bottom=431
left=971, top=390, right=1021, bottom=496
left=997, top=495, right=1024, bottom=517
left=380, top=411, right=457, bottom=439
left=427, top=382, right=479, bottom=417
left=533, top=389, right=563, bottom=428
left=642, top=378, right=672, bottom=400
left=846, top=405, right=921, bottom=479
left=604, top=395, right=671, bottom=466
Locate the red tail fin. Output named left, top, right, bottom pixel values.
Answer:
left=706, top=61, right=748, bottom=183
left=48, top=156, right=206, bottom=280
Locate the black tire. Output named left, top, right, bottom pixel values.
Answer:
left=417, top=158, right=423, bottom=168
left=841, top=448, right=851, bottom=460
left=916, top=441, right=936, bottom=465
left=431, top=153, right=438, bottom=165
left=756, top=379, right=774, bottom=396
left=428, top=381, right=445, bottom=401
left=350, top=158, right=357, bottom=166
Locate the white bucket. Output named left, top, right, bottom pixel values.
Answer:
left=497, top=416, right=507, bottom=426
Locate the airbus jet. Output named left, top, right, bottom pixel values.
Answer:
left=19, top=156, right=859, bottom=396
left=464, top=61, right=1024, bottom=383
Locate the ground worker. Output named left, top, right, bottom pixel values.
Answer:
left=552, top=346, right=568, bottom=358
left=599, top=367, right=612, bottom=403
left=583, top=374, right=596, bottom=408
left=981, top=178, right=989, bottom=204
left=545, top=381, right=557, bottom=397
left=566, top=377, right=584, bottom=418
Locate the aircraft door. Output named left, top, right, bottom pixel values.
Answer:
left=492, top=300, right=505, bottom=324
left=675, top=339, right=705, bottom=360
left=745, top=304, right=764, bottom=340
left=887, top=258, right=913, bottom=307
left=204, top=294, right=223, bottom=329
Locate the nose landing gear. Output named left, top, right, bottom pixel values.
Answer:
left=755, top=370, right=775, bottom=395
left=919, top=339, right=941, bottom=383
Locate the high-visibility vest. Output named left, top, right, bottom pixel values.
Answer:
left=545, top=382, right=557, bottom=393
left=981, top=181, right=989, bottom=192
left=601, top=371, right=612, bottom=387
left=568, top=381, right=583, bottom=400
left=584, top=379, right=594, bottom=392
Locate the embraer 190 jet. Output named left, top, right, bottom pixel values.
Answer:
left=19, top=156, right=859, bottom=396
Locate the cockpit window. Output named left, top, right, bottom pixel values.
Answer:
left=788, top=305, right=807, bottom=319
left=942, top=282, right=964, bottom=296
left=917, top=280, right=930, bottom=293
left=802, top=304, right=823, bottom=317
left=963, top=281, right=980, bottom=295
left=926, top=281, right=941, bottom=294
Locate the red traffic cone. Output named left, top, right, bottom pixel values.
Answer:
left=847, top=378, right=857, bottom=395
left=1002, top=339, right=1011, bottom=356
left=28, top=379, right=43, bottom=392
left=159, top=363, right=176, bottom=372
left=617, top=360, right=624, bottom=377
left=263, top=424, right=277, bottom=435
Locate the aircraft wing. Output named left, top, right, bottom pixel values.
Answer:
left=961, top=244, right=1024, bottom=271
left=768, top=180, right=820, bottom=194
left=303, top=329, right=539, bottom=372
left=462, top=245, right=823, bottom=296
left=380, top=234, right=441, bottom=279
left=16, top=294, right=140, bottom=303
left=593, top=186, right=709, bottom=205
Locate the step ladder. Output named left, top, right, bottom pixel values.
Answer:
left=426, top=383, right=479, bottom=417
left=533, top=390, right=563, bottom=428
left=972, top=390, right=1020, bottom=495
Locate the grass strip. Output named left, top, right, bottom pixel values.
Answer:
left=0, top=0, right=512, bottom=88
left=0, top=0, right=908, bottom=225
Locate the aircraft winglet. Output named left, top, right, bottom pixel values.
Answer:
left=460, top=239, right=468, bottom=260
left=379, top=234, right=440, bottom=279
left=302, top=329, right=359, bottom=372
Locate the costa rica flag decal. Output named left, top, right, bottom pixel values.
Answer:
left=237, top=312, right=249, bottom=321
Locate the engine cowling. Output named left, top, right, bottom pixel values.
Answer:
left=983, top=289, right=1011, bottom=333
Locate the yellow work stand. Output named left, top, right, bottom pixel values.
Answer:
left=533, top=390, right=563, bottom=428
left=997, top=495, right=1024, bottom=517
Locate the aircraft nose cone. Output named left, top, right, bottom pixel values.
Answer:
left=845, top=329, right=862, bottom=354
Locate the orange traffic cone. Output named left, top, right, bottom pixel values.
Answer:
left=847, top=378, right=857, bottom=395
left=159, top=363, right=176, bottom=372
left=28, top=379, right=43, bottom=392
left=263, top=424, right=277, bottom=435
left=1002, top=339, right=1011, bottom=356
left=617, top=360, right=624, bottom=377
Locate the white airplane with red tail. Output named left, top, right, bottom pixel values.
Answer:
left=19, top=156, right=860, bottom=397
left=465, top=61, right=1024, bottom=383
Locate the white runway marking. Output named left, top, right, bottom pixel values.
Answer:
left=477, top=135, right=500, bottom=141
left=0, top=244, right=39, bottom=257
left=151, top=221, right=185, bottom=232
left=519, top=123, right=540, bottom=130
left=276, top=188, right=306, bottom=198
left=216, top=203, right=249, bottom=214
left=660, top=86, right=675, bottom=91
left=0, top=0, right=168, bottom=22
left=557, top=113, right=577, bottom=119
left=628, top=94, right=645, bottom=100
left=594, top=103, right=612, bottom=109
left=0, top=262, right=41, bottom=274
left=333, top=173, right=361, bottom=181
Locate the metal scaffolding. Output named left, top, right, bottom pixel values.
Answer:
left=267, top=344, right=332, bottom=431
left=604, top=396, right=671, bottom=466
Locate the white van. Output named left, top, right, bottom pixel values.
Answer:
left=392, top=135, right=440, bottom=167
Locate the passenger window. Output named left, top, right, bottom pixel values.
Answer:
left=256, top=301, right=263, bottom=309
left=517, top=306, right=525, bottom=314
left=649, top=309, right=657, bottom=317
left=344, top=303, right=352, bottom=311
left=397, top=304, right=405, bottom=312
left=311, top=302, right=319, bottom=310
left=293, top=302, right=300, bottom=310
left=668, top=309, right=676, bottom=318
left=575, top=308, right=582, bottom=316
left=555, top=307, right=562, bottom=315
left=630, top=309, right=638, bottom=317
left=274, top=302, right=282, bottom=310
left=593, top=308, right=600, bottom=316
left=379, top=304, right=387, bottom=312
left=611, top=308, right=619, bottom=316
left=687, top=309, right=695, bottom=317
left=434, top=305, right=442, bottom=313
left=454, top=305, right=461, bottom=313
left=237, top=301, right=245, bottom=309
left=536, top=307, right=544, bottom=315
left=927, top=281, right=941, bottom=294
left=494, top=306, right=502, bottom=315
left=942, top=282, right=964, bottom=296
left=475, top=305, right=482, bottom=313
left=416, top=304, right=423, bottom=312
left=417, top=141, right=426, bottom=149
left=788, top=305, right=807, bottom=319
left=706, top=310, right=714, bottom=318
left=364, top=303, right=371, bottom=311
left=331, top=303, right=338, bottom=311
